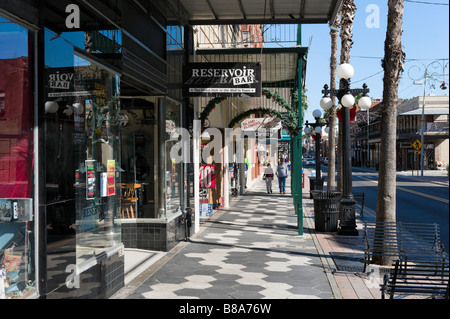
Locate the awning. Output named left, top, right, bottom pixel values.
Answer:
left=195, top=46, right=308, bottom=122
left=399, top=108, right=449, bottom=116
left=156, top=0, right=343, bottom=25
left=195, top=47, right=308, bottom=88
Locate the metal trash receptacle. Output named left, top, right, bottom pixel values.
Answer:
left=309, top=177, right=316, bottom=199
left=308, top=177, right=323, bottom=198
left=311, top=191, right=342, bottom=232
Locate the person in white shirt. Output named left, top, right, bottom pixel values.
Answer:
left=276, top=159, right=289, bottom=194
left=263, top=163, right=274, bottom=194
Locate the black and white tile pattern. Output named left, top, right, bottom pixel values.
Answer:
left=126, top=179, right=334, bottom=299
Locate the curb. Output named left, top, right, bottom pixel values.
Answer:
left=303, top=200, right=343, bottom=299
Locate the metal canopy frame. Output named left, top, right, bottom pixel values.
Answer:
left=195, top=47, right=308, bottom=89
left=155, top=0, right=343, bottom=26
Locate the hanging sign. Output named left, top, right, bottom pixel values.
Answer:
left=241, top=117, right=282, bottom=131
left=183, top=63, right=261, bottom=97
left=200, top=164, right=216, bottom=189
left=427, top=122, right=449, bottom=132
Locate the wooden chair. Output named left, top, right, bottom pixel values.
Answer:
left=121, top=183, right=137, bottom=219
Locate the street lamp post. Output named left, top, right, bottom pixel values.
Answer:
left=358, top=90, right=373, bottom=167
left=321, top=63, right=371, bottom=236
left=409, top=59, right=449, bottom=176
left=304, top=109, right=328, bottom=192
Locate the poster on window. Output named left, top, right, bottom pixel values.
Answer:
left=107, top=160, right=115, bottom=196
left=0, top=199, right=33, bottom=222
left=200, top=204, right=213, bottom=218
left=199, top=164, right=215, bottom=189
left=86, top=160, right=96, bottom=200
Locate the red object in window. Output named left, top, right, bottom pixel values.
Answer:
left=0, top=57, right=34, bottom=199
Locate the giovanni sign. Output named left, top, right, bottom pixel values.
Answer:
left=183, top=63, right=261, bottom=97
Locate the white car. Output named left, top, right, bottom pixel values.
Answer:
left=304, top=158, right=315, bottom=166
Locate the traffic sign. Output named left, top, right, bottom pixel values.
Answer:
left=414, top=150, right=421, bottom=155
left=412, top=139, right=423, bottom=151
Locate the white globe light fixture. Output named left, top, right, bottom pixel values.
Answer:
left=304, top=127, right=311, bottom=135
left=312, top=109, right=322, bottom=119
left=325, top=126, right=330, bottom=134
left=320, top=96, right=333, bottom=111
left=72, top=102, right=84, bottom=115
left=45, top=101, right=59, bottom=114
left=337, top=63, right=355, bottom=80
left=341, top=93, right=355, bottom=108
left=315, top=126, right=322, bottom=134
left=358, top=96, right=372, bottom=110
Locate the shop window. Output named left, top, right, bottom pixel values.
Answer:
left=0, top=16, right=36, bottom=299
left=119, top=97, right=183, bottom=221
left=120, top=98, right=157, bottom=219
left=44, top=28, right=121, bottom=288
left=165, top=99, right=182, bottom=219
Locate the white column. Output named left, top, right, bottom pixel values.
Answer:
left=223, top=142, right=230, bottom=208
left=193, top=112, right=201, bottom=234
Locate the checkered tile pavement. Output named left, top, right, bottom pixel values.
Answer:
left=123, top=178, right=335, bottom=299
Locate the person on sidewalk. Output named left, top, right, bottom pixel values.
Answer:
left=263, top=163, right=274, bottom=194
left=276, top=158, right=288, bottom=194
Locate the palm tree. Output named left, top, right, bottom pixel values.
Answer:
left=326, top=16, right=340, bottom=191
left=337, top=0, right=357, bottom=192
left=374, top=0, right=406, bottom=265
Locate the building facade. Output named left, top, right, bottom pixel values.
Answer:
left=351, top=95, right=449, bottom=170
left=1, top=0, right=341, bottom=299
left=0, top=0, right=188, bottom=299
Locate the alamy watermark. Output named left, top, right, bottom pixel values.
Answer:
left=65, top=264, right=80, bottom=289
left=366, top=4, right=381, bottom=29
left=365, top=265, right=383, bottom=289
left=65, top=4, right=80, bottom=29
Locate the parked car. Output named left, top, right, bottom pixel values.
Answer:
left=303, top=158, right=315, bottom=166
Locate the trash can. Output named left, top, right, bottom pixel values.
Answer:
left=308, top=177, right=323, bottom=198
left=309, top=176, right=316, bottom=198
left=310, top=191, right=342, bottom=232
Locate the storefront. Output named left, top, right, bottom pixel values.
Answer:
left=0, top=15, right=36, bottom=299
left=119, top=96, right=186, bottom=252
left=42, top=27, right=125, bottom=299
left=0, top=1, right=188, bottom=299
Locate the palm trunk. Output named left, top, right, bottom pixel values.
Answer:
left=327, top=17, right=340, bottom=191
left=373, top=0, right=406, bottom=266
left=337, top=0, right=356, bottom=193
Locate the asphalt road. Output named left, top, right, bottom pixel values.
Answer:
left=305, top=164, right=449, bottom=252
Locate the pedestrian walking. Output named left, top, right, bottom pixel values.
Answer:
left=263, top=163, right=274, bottom=194
left=276, top=159, right=288, bottom=194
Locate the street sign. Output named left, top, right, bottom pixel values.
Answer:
left=414, top=150, right=421, bottom=155
left=412, top=139, right=423, bottom=151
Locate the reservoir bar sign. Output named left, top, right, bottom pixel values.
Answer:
left=183, top=63, right=261, bottom=97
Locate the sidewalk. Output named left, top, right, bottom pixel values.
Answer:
left=112, top=177, right=339, bottom=299
left=301, top=170, right=381, bottom=299
left=112, top=168, right=446, bottom=300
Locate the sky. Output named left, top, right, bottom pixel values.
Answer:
left=301, top=0, right=449, bottom=123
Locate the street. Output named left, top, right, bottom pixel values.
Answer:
left=312, top=165, right=449, bottom=252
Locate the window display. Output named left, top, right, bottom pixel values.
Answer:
left=44, top=28, right=122, bottom=286
left=0, top=16, right=36, bottom=299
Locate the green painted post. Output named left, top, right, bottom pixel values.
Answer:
left=297, top=24, right=304, bottom=236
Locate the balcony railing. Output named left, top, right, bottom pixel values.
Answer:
left=194, top=24, right=298, bottom=48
